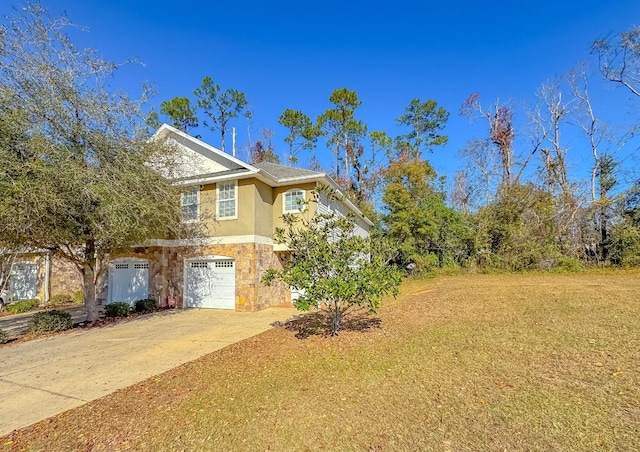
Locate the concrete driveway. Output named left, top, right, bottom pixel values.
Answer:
left=0, top=307, right=297, bottom=436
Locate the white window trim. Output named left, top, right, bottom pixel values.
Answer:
left=181, top=187, right=200, bottom=223
left=283, top=188, right=306, bottom=213
left=216, top=180, right=238, bottom=220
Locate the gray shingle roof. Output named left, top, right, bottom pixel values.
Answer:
left=252, top=161, right=323, bottom=182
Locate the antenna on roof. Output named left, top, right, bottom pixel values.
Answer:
left=232, top=127, right=236, bottom=157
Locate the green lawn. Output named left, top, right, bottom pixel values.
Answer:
left=3, top=270, right=639, bottom=451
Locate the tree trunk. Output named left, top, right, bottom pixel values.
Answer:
left=83, top=240, right=100, bottom=322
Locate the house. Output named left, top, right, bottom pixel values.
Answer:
left=96, top=124, right=372, bottom=311
left=0, top=250, right=82, bottom=307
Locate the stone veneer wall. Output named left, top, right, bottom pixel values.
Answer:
left=3, top=253, right=82, bottom=303
left=49, top=257, right=83, bottom=297
left=101, top=243, right=291, bottom=312
left=167, top=243, right=290, bottom=312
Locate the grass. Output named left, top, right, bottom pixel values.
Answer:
left=2, top=270, right=639, bottom=451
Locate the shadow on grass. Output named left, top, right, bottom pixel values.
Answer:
left=274, top=309, right=382, bottom=339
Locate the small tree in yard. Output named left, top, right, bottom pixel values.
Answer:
left=262, top=188, right=402, bottom=336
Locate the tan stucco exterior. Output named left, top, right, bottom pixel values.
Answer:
left=272, top=182, right=318, bottom=232
left=56, top=126, right=373, bottom=313
left=196, top=178, right=318, bottom=239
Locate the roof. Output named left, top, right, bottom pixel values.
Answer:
left=252, top=161, right=324, bottom=182
left=152, top=124, right=372, bottom=226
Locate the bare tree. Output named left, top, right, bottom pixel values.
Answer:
left=593, top=26, right=640, bottom=97
left=461, top=94, right=515, bottom=186
left=569, top=65, right=639, bottom=260
left=451, top=170, right=472, bottom=214
left=458, top=138, right=500, bottom=207
left=529, top=80, right=574, bottom=197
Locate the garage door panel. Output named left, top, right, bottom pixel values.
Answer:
left=110, top=261, right=148, bottom=304
left=185, top=260, right=235, bottom=309
left=11, top=263, right=38, bottom=301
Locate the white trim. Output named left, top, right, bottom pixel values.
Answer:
left=283, top=188, right=306, bottom=213
left=216, top=180, right=238, bottom=220
left=153, top=124, right=258, bottom=173
left=185, top=254, right=235, bottom=262
left=152, top=124, right=373, bottom=227
left=148, top=235, right=274, bottom=247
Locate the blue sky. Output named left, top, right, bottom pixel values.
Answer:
left=2, top=1, right=640, bottom=192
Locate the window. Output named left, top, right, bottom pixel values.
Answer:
left=181, top=187, right=199, bottom=222
left=217, top=181, right=237, bottom=219
left=284, top=189, right=305, bottom=213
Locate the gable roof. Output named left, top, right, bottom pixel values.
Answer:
left=153, top=124, right=372, bottom=226
left=252, top=161, right=324, bottom=182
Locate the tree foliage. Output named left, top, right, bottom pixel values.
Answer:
left=159, top=97, right=198, bottom=133
left=382, top=154, right=471, bottom=272
left=194, top=76, right=250, bottom=153
left=262, top=188, right=401, bottom=336
left=397, top=98, right=449, bottom=158
left=278, top=109, right=320, bottom=165
left=249, top=140, right=280, bottom=164
left=317, top=88, right=367, bottom=179
left=0, top=3, right=194, bottom=320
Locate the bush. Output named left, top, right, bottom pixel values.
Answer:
left=554, top=256, right=584, bottom=273
left=134, top=298, right=158, bottom=313
left=27, top=309, right=73, bottom=334
left=49, top=293, right=73, bottom=306
left=608, top=220, right=640, bottom=267
left=72, top=290, right=84, bottom=304
left=7, top=298, right=39, bottom=314
left=105, top=302, right=132, bottom=318
left=0, top=328, right=9, bottom=344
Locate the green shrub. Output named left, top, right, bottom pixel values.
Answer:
left=49, top=293, right=73, bottom=306
left=0, top=328, right=9, bottom=344
left=134, top=298, right=158, bottom=313
left=72, top=290, right=84, bottom=304
left=7, top=298, right=39, bottom=314
left=554, top=256, right=584, bottom=273
left=27, top=309, right=73, bottom=334
left=609, top=220, right=640, bottom=267
left=105, top=302, right=132, bottom=318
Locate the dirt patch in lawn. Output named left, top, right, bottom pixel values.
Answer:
left=2, top=269, right=639, bottom=451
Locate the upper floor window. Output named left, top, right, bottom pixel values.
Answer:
left=284, top=189, right=305, bottom=213
left=217, top=180, right=237, bottom=219
left=181, top=187, right=199, bottom=222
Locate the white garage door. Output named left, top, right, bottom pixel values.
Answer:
left=109, top=260, right=149, bottom=305
left=185, top=259, right=235, bottom=309
left=11, top=262, right=38, bottom=301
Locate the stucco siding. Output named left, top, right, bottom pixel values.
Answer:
left=272, top=182, right=318, bottom=232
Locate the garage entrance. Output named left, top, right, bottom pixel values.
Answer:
left=184, top=257, right=235, bottom=309
left=108, top=259, right=149, bottom=304
left=10, top=262, right=38, bottom=301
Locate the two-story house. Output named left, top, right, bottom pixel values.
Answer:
left=98, top=124, right=372, bottom=311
